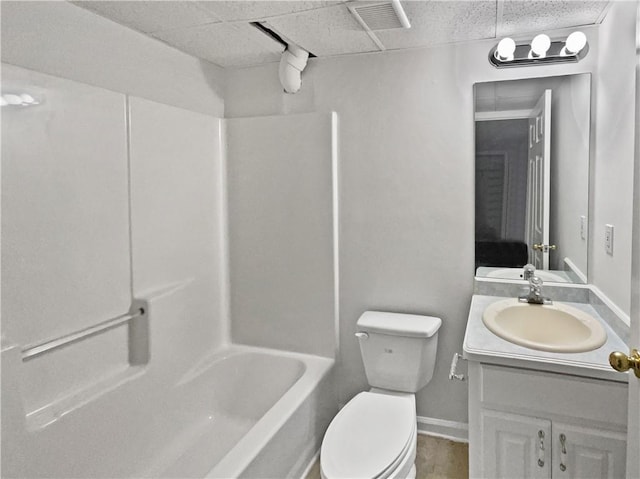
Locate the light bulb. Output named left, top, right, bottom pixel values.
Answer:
left=3, top=94, right=22, bottom=105
left=496, top=37, right=516, bottom=61
left=564, top=31, right=587, bottom=55
left=0, top=97, right=7, bottom=107
left=20, top=94, right=35, bottom=104
left=530, top=34, right=551, bottom=58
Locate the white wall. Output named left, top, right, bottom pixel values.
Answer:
left=0, top=1, right=225, bottom=116
left=226, top=113, right=336, bottom=357
left=224, top=23, right=623, bottom=427
left=0, top=66, right=227, bottom=478
left=1, top=3, right=229, bottom=474
left=1, top=64, right=132, bottom=414
left=129, top=97, right=227, bottom=363
left=591, top=0, right=637, bottom=315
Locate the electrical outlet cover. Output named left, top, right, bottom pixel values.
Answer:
left=605, top=224, right=614, bottom=254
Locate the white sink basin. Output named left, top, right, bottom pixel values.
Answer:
left=483, top=267, right=570, bottom=283
left=482, top=298, right=607, bottom=353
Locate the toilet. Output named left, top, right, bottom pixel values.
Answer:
left=320, top=311, right=442, bottom=479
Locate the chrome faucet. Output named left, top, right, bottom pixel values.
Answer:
left=519, top=265, right=552, bottom=305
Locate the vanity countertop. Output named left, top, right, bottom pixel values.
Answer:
left=463, top=294, right=629, bottom=382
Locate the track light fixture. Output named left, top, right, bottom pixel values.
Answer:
left=489, top=31, right=589, bottom=68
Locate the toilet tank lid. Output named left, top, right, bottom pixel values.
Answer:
left=357, top=311, right=442, bottom=338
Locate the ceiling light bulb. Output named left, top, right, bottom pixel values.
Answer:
left=3, top=94, right=22, bottom=105
left=20, top=94, right=35, bottom=104
left=496, top=37, right=516, bottom=61
left=0, top=97, right=7, bottom=107
left=531, top=34, right=551, bottom=58
left=564, top=31, right=587, bottom=55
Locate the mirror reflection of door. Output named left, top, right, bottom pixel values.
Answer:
left=476, top=152, right=509, bottom=240
left=475, top=119, right=529, bottom=269
left=525, top=89, right=552, bottom=269
left=474, top=75, right=590, bottom=284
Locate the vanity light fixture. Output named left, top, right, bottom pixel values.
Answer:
left=489, top=31, right=589, bottom=68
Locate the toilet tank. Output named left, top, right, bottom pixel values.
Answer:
left=356, top=311, right=442, bottom=393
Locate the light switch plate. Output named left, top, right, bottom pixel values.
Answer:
left=605, top=224, right=614, bottom=254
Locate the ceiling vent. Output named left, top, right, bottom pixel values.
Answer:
left=348, top=0, right=411, bottom=31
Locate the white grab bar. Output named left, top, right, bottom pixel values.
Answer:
left=21, top=307, right=145, bottom=362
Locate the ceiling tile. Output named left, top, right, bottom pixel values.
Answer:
left=498, top=1, right=609, bottom=37
left=73, top=1, right=219, bottom=34
left=266, top=4, right=379, bottom=56
left=71, top=0, right=611, bottom=69
left=152, top=22, right=284, bottom=68
left=196, top=1, right=341, bottom=22
left=376, top=1, right=497, bottom=50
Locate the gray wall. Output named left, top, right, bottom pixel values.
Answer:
left=226, top=47, right=477, bottom=422
left=226, top=113, right=336, bottom=357
left=591, top=0, right=637, bottom=314
left=224, top=25, right=621, bottom=427
left=550, top=74, right=591, bottom=274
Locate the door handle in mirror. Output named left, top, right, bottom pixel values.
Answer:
left=532, top=243, right=557, bottom=252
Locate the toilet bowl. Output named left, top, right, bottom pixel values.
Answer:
left=320, top=391, right=417, bottom=479
left=320, top=311, right=442, bottom=479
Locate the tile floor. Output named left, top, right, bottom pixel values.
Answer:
left=305, top=434, right=469, bottom=479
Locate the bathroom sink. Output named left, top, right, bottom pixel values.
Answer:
left=483, top=267, right=570, bottom=283
left=482, top=299, right=607, bottom=353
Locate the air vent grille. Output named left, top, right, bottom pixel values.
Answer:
left=350, top=2, right=405, bottom=31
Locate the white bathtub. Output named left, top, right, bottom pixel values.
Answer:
left=1, top=343, right=336, bottom=478
left=150, top=346, right=336, bottom=478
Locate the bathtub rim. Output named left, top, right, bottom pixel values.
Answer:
left=199, top=344, right=334, bottom=479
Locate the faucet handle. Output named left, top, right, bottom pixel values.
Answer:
left=530, top=276, right=543, bottom=286
left=523, top=264, right=536, bottom=280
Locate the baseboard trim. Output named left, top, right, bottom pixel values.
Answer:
left=298, top=450, right=320, bottom=479
left=417, top=416, right=469, bottom=443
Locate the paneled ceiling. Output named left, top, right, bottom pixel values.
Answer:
left=72, top=1, right=611, bottom=69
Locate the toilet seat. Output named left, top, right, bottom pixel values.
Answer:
left=320, top=391, right=416, bottom=479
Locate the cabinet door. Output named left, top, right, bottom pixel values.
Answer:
left=482, top=409, right=552, bottom=478
left=552, top=422, right=627, bottom=479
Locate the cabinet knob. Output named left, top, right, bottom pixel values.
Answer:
left=609, top=349, right=640, bottom=378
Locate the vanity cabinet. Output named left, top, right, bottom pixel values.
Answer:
left=482, top=409, right=551, bottom=478
left=550, top=422, right=626, bottom=478
left=468, top=362, right=628, bottom=479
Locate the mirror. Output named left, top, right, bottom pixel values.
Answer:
left=474, top=74, right=591, bottom=284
